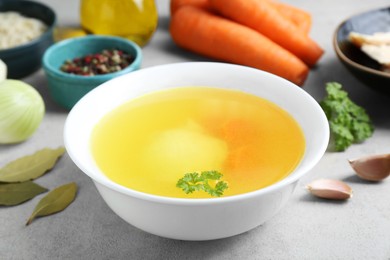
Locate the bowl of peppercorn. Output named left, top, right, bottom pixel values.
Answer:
left=42, top=35, right=142, bottom=109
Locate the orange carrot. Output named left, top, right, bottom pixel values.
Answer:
left=209, top=0, right=323, bottom=67
left=170, top=0, right=311, bottom=34
left=170, top=0, right=210, bottom=14
left=268, top=0, right=312, bottom=34
left=170, top=6, right=309, bottom=86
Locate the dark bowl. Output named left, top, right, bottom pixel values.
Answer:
left=333, top=6, right=390, bottom=95
left=0, top=0, right=56, bottom=78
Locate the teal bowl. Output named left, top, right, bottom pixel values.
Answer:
left=0, top=0, right=56, bottom=78
left=42, top=35, right=142, bottom=110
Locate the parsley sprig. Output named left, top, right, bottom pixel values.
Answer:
left=176, top=171, right=228, bottom=197
left=320, top=82, right=374, bottom=151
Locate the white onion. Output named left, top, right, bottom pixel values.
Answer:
left=0, top=80, right=45, bottom=144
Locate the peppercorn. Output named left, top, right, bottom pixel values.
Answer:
left=60, top=49, right=135, bottom=76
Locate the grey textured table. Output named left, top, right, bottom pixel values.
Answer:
left=1, top=1, right=390, bottom=259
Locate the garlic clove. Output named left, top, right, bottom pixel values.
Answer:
left=306, top=179, right=353, bottom=200
left=349, top=153, right=390, bottom=181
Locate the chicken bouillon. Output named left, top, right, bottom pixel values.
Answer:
left=91, top=87, right=305, bottom=198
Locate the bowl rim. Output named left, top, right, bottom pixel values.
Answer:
left=0, top=0, right=56, bottom=54
left=333, top=6, right=390, bottom=80
left=42, top=35, right=143, bottom=81
left=64, top=62, right=330, bottom=206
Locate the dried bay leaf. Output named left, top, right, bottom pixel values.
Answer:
left=26, top=182, right=77, bottom=225
left=0, top=181, right=47, bottom=206
left=0, top=147, right=65, bottom=183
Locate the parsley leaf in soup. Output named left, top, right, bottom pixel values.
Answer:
left=176, top=170, right=228, bottom=197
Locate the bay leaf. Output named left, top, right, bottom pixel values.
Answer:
left=26, top=182, right=77, bottom=225
left=0, top=181, right=47, bottom=206
left=0, top=147, right=65, bottom=183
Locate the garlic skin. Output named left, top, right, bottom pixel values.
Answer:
left=349, top=153, right=390, bottom=181
left=306, top=179, right=353, bottom=200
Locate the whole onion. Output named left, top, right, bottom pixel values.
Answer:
left=0, top=80, right=45, bottom=144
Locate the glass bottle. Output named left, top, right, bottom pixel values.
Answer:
left=80, top=0, right=158, bottom=46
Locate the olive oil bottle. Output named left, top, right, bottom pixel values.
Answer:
left=80, top=0, right=158, bottom=46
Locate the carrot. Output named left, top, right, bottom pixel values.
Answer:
left=170, top=6, right=309, bottom=86
left=209, top=0, right=323, bottom=67
left=170, top=0, right=210, bottom=14
left=170, top=0, right=311, bottom=34
left=267, top=0, right=312, bottom=34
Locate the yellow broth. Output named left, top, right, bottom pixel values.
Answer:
left=91, top=87, right=305, bottom=198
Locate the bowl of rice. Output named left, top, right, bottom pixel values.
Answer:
left=0, top=0, right=56, bottom=78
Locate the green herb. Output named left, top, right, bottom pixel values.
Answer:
left=319, top=82, right=374, bottom=152
left=0, top=181, right=47, bottom=206
left=26, top=182, right=77, bottom=226
left=0, top=147, right=65, bottom=183
left=176, top=170, right=228, bottom=197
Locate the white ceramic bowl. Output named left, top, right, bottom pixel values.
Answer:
left=64, top=62, right=329, bottom=241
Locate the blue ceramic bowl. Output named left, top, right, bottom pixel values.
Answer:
left=334, top=6, right=390, bottom=95
left=0, top=0, right=56, bottom=78
left=42, top=35, right=142, bottom=110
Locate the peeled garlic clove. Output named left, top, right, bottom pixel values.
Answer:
left=306, top=179, right=352, bottom=200
left=349, top=153, right=390, bottom=181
